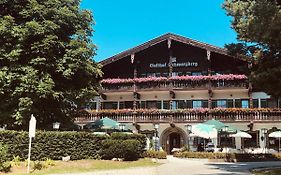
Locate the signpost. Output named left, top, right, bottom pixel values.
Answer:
left=27, top=114, right=36, bottom=174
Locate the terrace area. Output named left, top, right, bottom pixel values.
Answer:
left=100, top=74, right=248, bottom=92
left=75, top=108, right=281, bottom=124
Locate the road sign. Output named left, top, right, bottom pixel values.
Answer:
left=29, top=114, right=36, bottom=138
left=27, top=114, right=36, bottom=173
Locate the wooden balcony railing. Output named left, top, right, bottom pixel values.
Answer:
left=75, top=109, right=281, bottom=124
left=101, top=75, right=248, bottom=92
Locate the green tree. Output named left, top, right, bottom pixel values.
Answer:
left=0, top=0, right=102, bottom=129
left=223, top=0, right=281, bottom=97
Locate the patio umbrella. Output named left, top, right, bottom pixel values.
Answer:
left=191, top=123, right=217, bottom=139
left=229, top=131, right=252, bottom=138
left=85, top=117, right=121, bottom=130
left=204, top=119, right=237, bottom=133
left=269, top=131, right=281, bottom=152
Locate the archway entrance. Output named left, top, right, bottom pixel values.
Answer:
left=160, top=127, right=186, bottom=154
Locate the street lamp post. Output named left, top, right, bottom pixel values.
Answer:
left=154, top=123, right=159, bottom=151
left=185, top=124, right=192, bottom=151
left=261, top=128, right=268, bottom=152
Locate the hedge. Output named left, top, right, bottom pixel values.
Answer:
left=100, top=139, right=142, bottom=160
left=0, top=131, right=146, bottom=161
left=144, top=150, right=167, bottom=159
left=0, top=144, right=11, bottom=172
left=174, top=151, right=281, bottom=162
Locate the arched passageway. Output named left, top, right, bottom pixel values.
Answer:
left=160, top=126, right=187, bottom=154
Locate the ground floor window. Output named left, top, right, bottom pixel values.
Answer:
left=243, top=132, right=259, bottom=148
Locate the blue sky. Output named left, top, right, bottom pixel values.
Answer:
left=81, top=0, right=237, bottom=62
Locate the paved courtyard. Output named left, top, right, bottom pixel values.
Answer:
left=53, top=156, right=281, bottom=175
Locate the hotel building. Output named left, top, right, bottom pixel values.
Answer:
left=76, top=33, right=281, bottom=153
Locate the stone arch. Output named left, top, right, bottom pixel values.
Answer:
left=160, top=126, right=187, bottom=154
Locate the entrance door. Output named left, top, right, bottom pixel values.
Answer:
left=169, top=132, right=181, bottom=153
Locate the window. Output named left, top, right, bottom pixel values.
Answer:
left=103, top=102, right=118, bottom=109
left=217, top=100, right=227, bottom=108
left=241, top=100, right=249, bottom=108
left=212, top=100, right=217, bottom=108
left=235, top=99, right=242, bottom=108
left=138, top=101, right=146, bottom=109
left=202, top=100, right=208, bottom=108
left=119, top=102, right=125, bottom=109
left=253, top=99, right=259, bottom=108
left=147, top=73, right=156, bottom=77
left=155, top=73, right=162, bottom=77
left=163, top=101, right=169, bottom=109
left=227, top=99, right=234, bottom=108
left=177, top=100, right=186, bottom=109
left=192, top=100, right=202, bottom=108
left=172, top=72, right=179, bottom=77
left=156, top=101, right=162, bottom=109
left=186, top=100, right=192, bottom=108
left=124, top=101, right=133, bottom=109
left=147, top=101, right=157, bottom=109
left=163, top=72, right=169, bottom=77
left=171, top=101, right=177, bottom=109
left=260, top=99, right=268, bottom=108
left=191, top=72, right=202, bottom=76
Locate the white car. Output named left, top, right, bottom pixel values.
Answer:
left=205, top=142, right=215, bottom=152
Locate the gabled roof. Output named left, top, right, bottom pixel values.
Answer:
left=100, top=33, right=230, bottom=66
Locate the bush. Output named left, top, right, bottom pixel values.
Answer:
left=0, top=144, right=11, bottom=172
left=111, top=132, right=146, bottom=151
left=174, top=152, right=281, bottom=162
left=100, top=139, right=142, bottom=161
left=33, top=161, right=43, bottom=170
left=174, top=152, right=228, bottom=159
left=145, top=150, right=167, bottom=159
left=0, top=131, right=146, bottom=161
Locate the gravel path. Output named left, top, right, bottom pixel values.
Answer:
left=52, top=156, right=281, bottom=175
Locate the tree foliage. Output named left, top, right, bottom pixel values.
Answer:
left=0, top=0, right=102, bottom=129
left=223, top=0, right=281, bottom=97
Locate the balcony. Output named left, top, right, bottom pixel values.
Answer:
left=75, top=108, right=281, bottom=124
left=100, top=74, right=248, bottom=92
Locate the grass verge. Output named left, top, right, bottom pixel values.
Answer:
left=252, top=168, right=281, bottom=175
left=1, top=158, right=159, bottom=175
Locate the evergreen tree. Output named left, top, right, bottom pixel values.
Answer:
left=223, top=0, right=281, bottom=98
left=0, top=0, right=102, bottom=129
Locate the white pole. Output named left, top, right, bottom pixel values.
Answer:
left=27, top=137, right=32, bottom=173
left=278, top=137, right=280, bottom=152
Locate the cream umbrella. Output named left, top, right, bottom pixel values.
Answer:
left=229, top=131, right=252, bottom=138
left=269, top=131, right=281, bottom=152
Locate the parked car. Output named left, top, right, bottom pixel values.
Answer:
left=205, top=142, right=215, bottom=152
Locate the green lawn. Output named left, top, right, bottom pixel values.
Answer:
left=3, top=158, right=159, bottom=175
left=253, top=168, right=281, bottom=175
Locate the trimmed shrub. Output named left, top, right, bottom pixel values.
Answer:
left=0, top=131, right=107, bottom=160
left=174, top=152, right=228, bottom=159
left=0, top=131, right=146, bottom=161
left=111, top=132, right=146, bottom=149
left=0, top=144, right=11, bottom=172
left=145, top=150, right=167, bottom=159
left=100, top=139, right=142, bottom=161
